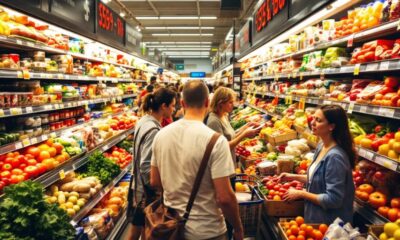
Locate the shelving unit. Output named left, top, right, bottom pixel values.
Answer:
left=105, top=208, right=128, bottom=240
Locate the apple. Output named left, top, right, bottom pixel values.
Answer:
left=388, top=208, right=400, bottom=222
left=384, top=76, right=400, bottom=88
left=392, top=198, right=400, bottom=208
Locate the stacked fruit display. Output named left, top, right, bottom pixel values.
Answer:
left=261, top=175, right=304, bottom=201
left=280, top=217, right=327, bottom=240
left=355, top=130, right=400, bottom=161
left=104, top=146, right=133, bottom=169
left=376, top=221, right=400, bottom=239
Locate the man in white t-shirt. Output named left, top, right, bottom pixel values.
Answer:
left=150, top=80, right=243, bottom=240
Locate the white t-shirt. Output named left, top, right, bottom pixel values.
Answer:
left=151, top=119, right=235, bottom=240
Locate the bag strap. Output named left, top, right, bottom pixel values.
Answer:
left=182, top=132, right=221, bottom=222
left=132, top=126, right=160, bottom=203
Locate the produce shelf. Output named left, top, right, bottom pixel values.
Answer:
left=106, top=208, right=128, bottom=240
left=244, top=102, right=283, bottom=119
left=0, top=35, right=151, bottom=73
left=34, top=127, right=135, bottom=188
left=0, top=69, right=134, bottom=83
left=70, top=163, right=132, bottom=226
left=244, top=91, right=400, bottom=120
left=245, top=20, right=399, bottom=69
left=243, top=59, right=400, bottom=82
left=0, top=111, right=125, bottom=155
left=354, top=199, right=388, bottom=225
left=0, top=94, right=136, bottom=119
left=356, top=146, right=400, bottom=173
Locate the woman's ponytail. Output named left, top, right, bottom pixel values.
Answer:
left=142, top=88, right=176, bottom=113
left=142, top=93, right=154, bottom=112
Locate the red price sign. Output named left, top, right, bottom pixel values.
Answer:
left=255, top=0, right=286, bottom=32
left=97, top=2, right=125, bottom=44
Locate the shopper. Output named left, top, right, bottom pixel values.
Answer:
left=280, top=105, right=355, bottom=224
left=137, top=84, right=154, bottom=108
left=207, top=87, right=260, bottom=166
left=150, top=80, right=244, bottom=240
left=126, top=87, right=177, bottom=240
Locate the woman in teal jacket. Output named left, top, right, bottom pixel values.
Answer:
left=280, top=105, right=355, bottom=224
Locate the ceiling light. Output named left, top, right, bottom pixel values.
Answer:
left=136, top=16, right=159, bottom=20
left=145, top=26, right=215, bottom=30
left=200, top=16, right=217, bottom=20
left=138, top=16, right=217, bottom=20
left=167, top=56, right=210, bottom=58
left=120, top=12, right=126, bottom=17
left=160, top=16, right=198, bottom=20
left=101, top=0, right=111, bottom=3
left=152, top=33, right=213, bottom=36
left=145, top=42, right=212, bottom=44
left=147, top=45, right=211, bottom=48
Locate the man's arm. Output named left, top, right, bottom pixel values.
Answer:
left=213, top=177, right=243, bottom=239
left=150, top=166, right=163, bottom=191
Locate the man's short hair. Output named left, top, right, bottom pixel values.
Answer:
left=150, top=76, right=157, bottom=83
left=182, top=80, right=209, bottom=108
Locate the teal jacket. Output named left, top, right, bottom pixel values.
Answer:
left=305, top=145, right=355, bottom=224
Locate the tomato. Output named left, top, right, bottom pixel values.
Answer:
left=388, top=208, right=400, bottom=222
left=24, top=166, right=39, bottom=178
left=368, top=192, right=387, bottom=209
left=10, top=158, right=21, bottom=168
left=378, top=206, right=390, bottom=218
left=25, top=154, right=34, bottom=160
left=9, top=174, right=24, bottom=184
left=27, top=159, right=37, bottom=166
left=0, top=162, right=4, bottom=170
left=0, top=171, right=11, bottom=179
left=391, top=198, right=400, bottom=208
left=4, top=157, right=13, bottom=164
left=355, top=190, right=370, bottom=201
left=1, top=178, right=10, bottom=186
left=26, top=147, right=40, bottom=158
left=11, top=169, right=23, bottom=175
left=35, top=163, right=46, bottom=175
left=358, top=184, right=374, bottom=194
left=52, top=143, right=64, bottom=154
left=2, top=163, right=13, bottom=171
left=19, top=163, right=27, bottom=169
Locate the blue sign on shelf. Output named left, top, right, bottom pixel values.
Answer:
left=190, top=72, right=206, bottom=78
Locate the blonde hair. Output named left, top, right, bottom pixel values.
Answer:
left=210, top=87, right=236, bottom=113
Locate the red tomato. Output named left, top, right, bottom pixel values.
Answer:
left=9, top=174, right=24, bottom=184
left=27, top=159, right=37, bottom=166
left=24, top=166, right=39, bottom=178
left=0, top=171, right=11, bottom=179
left=11, top=169, right=23, bottom=175
left=35, top=163, right=46, bottom=175
left=4, top=157, right=13, bottom=164
left=10, top=158, right=21, bottom=168
left=2, top=163, right=13, bottom=171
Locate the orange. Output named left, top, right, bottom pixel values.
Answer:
left=26, top=147, right=40, bottom=157
left=313, top=230, right=323, bottom=240
left=286, top=229, right=292, bottom=236
left=290, top=225, right=299, bottom=235
left=297, top=236, right=305, bottom=240
left=53, top=143, right=64, bottom=154
left=288, top=235, right=296, bottom=240
left=47, top=147, right=57, bottom=157
left=46, top=138, right=54, bottom=146
left=38, top=144, right=49, bottom=151
left=6, top=152, right=15, bottom=158
left=299, top=230, right=306, bottom=237
left=13, top=152, right=19, bottom=156
left=25, top=153, right=35, bottom=160
left=55, top=155, right=66, bottom=163
left=38, top=151, right=51, bottom=161
left=305, top=226, right=314, bottom=237
left=42, top=158, right=55, bottom=170
left=318, top=224, right=328, bottom=234
left=53, top=160, right=60, bottom=167
left=295, top=216, right=304, bottom=225
left=290, top=220, right=298, bottom=226
left=300, top=224, right=307, bottom=231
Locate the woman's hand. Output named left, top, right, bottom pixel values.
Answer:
left=283, top=188, right=304, bottom=202
left=243, top=126, right=260, bottom=138
left=276, top=172, right=291, bottom=182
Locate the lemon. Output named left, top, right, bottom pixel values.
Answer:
left=235, top=182, right=246, bottom=192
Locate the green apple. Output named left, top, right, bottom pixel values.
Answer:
left=385, top=223, right=400, bottom=237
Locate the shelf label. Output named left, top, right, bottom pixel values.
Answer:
left=354, top=64, right=361, bottom=76
left=59, top=103, right=64, bottom=108
left=347, top=102, right=355, bottom=114
left=59, top=170, right=65, bottom=180
left=15, top=142, right=23, bottom=149
left=366, top=63, right=379, bottom=71
left=26, top=107, right=33, bottom=113
left=323, top=100, right=332, bottom=105
left=111, top=79, right=118, bottom=83
left=358, top=148, right=366, bottom=158
left=41, top=135, right=48, bottom=141
left=22, top=138, right=31, bottom=147
left=375, top=156, right=397, bottom=171
left=17, top=71, right=23, bottom=78
left=359, top=105, right=367, bottom=113
left=285, top=95, right=293, bottom=105
left=292, top=72, right=297, bottom=79
left=111, top=98, right=116, bottom=103
left=380, top=108, right=395, bottom=117
left=57, top=74, right=64, bottom=79
left=30, top=137, right=38, bottom=145
left=320, top=70, right=325, bottom=80
left=26, top=42, right=35, bottom=47
left=44, top=105, right=53, bottom=110
left=50, top=132, right=57, bottom=138
left=287, top=73, right=291, bottom=79
left=40, top=73, right=47, bottom=78
left=10, top=108, right=22, bottom=115
left=16, top=39, right=23, bottom=45
left=365, top=151, right=374, bottom=160
left=347, top=34, right=354, bottom=47
left=380, top=61, right=390, bottom=70
left=22, top=70, right=30, bottom=80
left=54, top=104, right=60, bottom=109
left=0, top=109, right=4, bottom=117
left=299, top=72, right=304, bottom=80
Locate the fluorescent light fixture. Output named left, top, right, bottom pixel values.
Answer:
left=120, top=12, right=126, bottom=17
left=122, top=0, right=219, bottom=2
left=137, top=16, right=217, bottom=20
left=168, top=56, right=210, bottom=58
left=144, top=42, right=212, bottom=44
left=239, top=0, right=358, bottom=62
left=152, top=33, right=213, bottom=36
left=148, top=47, right=211, bottom=50
left=145, top=26, right=215, bottom=30
left=163, top=51, right=210, bottom=55
left=147, top=45, right=211, bottom=48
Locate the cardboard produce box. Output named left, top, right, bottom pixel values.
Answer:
left=264, top=197, right=304, bottom=217
left=368, top=225, right=384, bottom=240
left=277, top=218, right=320, bottom=240
left=266, top=130, right=297, bottom=146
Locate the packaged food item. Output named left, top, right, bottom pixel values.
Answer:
left=356, top=81, right=385, bottom=103
left=390, top=0, right=400, bottom=20
left=9, top=53, right=20, bottom=69
left=321, top=47, right=348, bottom=68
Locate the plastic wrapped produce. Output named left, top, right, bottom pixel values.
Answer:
left=321, top=47, right=349, bottom=68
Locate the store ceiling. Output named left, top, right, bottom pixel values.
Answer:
left=108, top=0, right=257, bottom=59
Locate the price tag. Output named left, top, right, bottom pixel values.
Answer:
left=117, top=96, right=122, bottom=101
left=354, top=64, right=361, bottom=76
left=287, top=73, right=291, bottom=79
left=40, top=73, right=47, bottom=78
left=59, top=103, right=64, bottom=108
left=59, top=170, right=65, bottom=180
left=299, top=98, right=306, bottom=110
left=382, top=108, right=395, bottom=117
left=54, top=104, right=60, bottom=109
left=323, top=100, right=332, bottom=105
left=50, top=132, right=57, bottom=138
left=16, top=39, right=22, bottom=45
left=320, top=70, right=325, bottom=80
left=292, top=72, right=297, bottom=79
left=347, top=102, right=355, bottom=114
left=111, top=98, right=116, bottom=103
left=380, top=61, right=390, bottom=70
left=17, top=71, right=23, bottom=78
left=299, top=72, right=304, bottom=80
left=359, top=105, right=367, bottom=113
left=347, top=34, right=354, bottom=47
left=10, top=108, right=22, bottom=115
left=111, top=79, right=118, bottom=83
left=274, top=74, right=279, bottom=81
left=41, top=135, right=48, bottom=141
left=15, top=142, right=23, bottom=149
left=26, top=107, right=33, bottom=113
left=26, top=42, right=35, bottom=47
left=366, top=63, right=379, bottom=71
left=375, top=156, right=397, bottom=171
left=22, top=138, right=31, bottom=147
left=102, top=145, right=110, bottom=151
left=30, top=137, right=38, bottom=145
left=45, top=105, right=53, bottom=110
left=358, top=148, right=366, bottom=158
left=285, top=95, right=293, bottom=105
left=0, top=109, right=4, bottom=117
left=57, top=74, right=64, bottom=79
left=372, top=107, right=380, bottom=115
left=21, top=70, right=30, bottom=80
left=365, top=151, right=374, bottom=160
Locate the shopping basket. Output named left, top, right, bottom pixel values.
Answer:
left=236, top=177, right=264, bottom=237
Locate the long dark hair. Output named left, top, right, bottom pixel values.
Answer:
left=142, top=87, right=176, bottom=113
left=320, top=105, right=356, bottom=168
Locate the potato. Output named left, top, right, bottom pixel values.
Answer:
left=60, top=182, right=74, bottom=192
left=72, top=183, right=91, bottom=193
left=79, top=193, right=91, bottom=200
left=89, top=188, right=97, bottom=196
